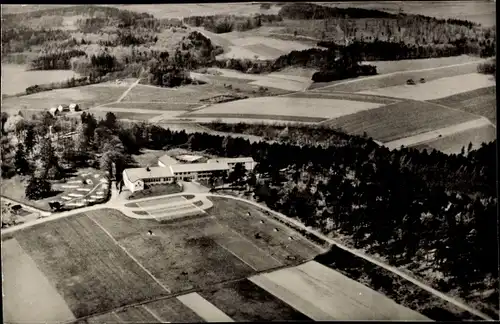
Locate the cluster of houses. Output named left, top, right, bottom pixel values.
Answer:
left=49, top=103, right=81, bottom=116
left=123, top=155, right=256, bottom=193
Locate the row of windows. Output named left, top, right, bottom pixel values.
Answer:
left=144, top=177, right=172, bottom=183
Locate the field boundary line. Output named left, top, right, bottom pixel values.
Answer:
left=86, top=214, right=172, bottom=294
left=421, top=99, right=488, bottom=120
left=112, top=311, right=123, bottom=322
left=142, top=305, right=169, bottom=323
left=209, top=194, right=493, bottom=320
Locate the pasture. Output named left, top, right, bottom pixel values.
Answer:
left=250, top=261, right=430, bottom=321
left=288, top=90, right=400, bottom=105
left=359, top=73, right=496, bottom=101
left=198, top=279, right=312, bottom=321
left=100, top=101, right=200, bottom=111
left=1, top=64, right=79, bottom=96
left=366, top=55, right=483, bottom=75
left=186, top=96, right=385, bottom=122
left=411, top=124, right=496, bottom=155
left=1, top=83, right=127, bottom=114
left=322, top=100, right=480, bottom=143
left=313, top=61, right=483, bottom=92
left=219, top=36, right=313, bottom=60
left=431, top=86, right=497, bottom=124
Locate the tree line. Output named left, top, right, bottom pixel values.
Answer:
left=183, top=14, right=282, bottom=34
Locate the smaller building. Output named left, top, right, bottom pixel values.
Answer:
left=207, top=157, right=256, bottom=171
left=158, top=154, right=179, bottom=168
left=123, top=167, right=175, bottom=193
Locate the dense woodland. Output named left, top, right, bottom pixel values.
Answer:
left=183, top=14, right=283, bottom=33
left=1, top=110, right=497, bottom=317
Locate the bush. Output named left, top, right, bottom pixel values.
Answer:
left=477, top=59, right=496, bottom=76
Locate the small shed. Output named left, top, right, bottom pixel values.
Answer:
left=69, top=103, right=80, bottom=111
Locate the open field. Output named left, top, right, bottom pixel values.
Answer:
left=411, top=124, right=496, bottom=155
left=430, top=86, right=497, bottom=124
left=1, top=83, right=127, bottom=114
left=364, top=55, right=485, bottom=75
left=383, top=118, right=493, bottom=150
left=89, top=110, right=163, bottom=121
left=177, top=292, right=234, bottom=322
left=322, top=100, right=480, bottom=143
left=1, top=64, right=79, bottom=96
left=2, top=238, right=76, bottom=324
left=199, top=279, right=312, bottom=322
left=220, top=36, right=313, bottom=60
left=184, top=113, right=326, bottom=123
left=100, top=101, right=200, bottom=111
left=250, top=261, right=430, bottom=321
left=141, top=297, right=205, bottom=323
left=186, top=96, right=385, bottom=121
left=287, top=90, right=400, bottom=105
left=114, top=221, right=254, bottom=292
left=311, top=61, right=483, bottom=92
left=115, top=305, right=161, bottom=323
left=12, top=214, right=168, bottom=318
left=206, top=196, right=322, bottom=266
left=359, top=73, right=496, bottom=101
left=204, top=68, right=311, bottom=92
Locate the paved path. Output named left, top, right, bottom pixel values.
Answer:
left=0, top=188, right=493, bottom=320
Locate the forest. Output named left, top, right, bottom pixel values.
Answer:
left=183, top=13, right=283, bottom=33
left=1, top=110, right=497, bottom=317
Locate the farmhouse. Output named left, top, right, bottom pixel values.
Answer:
left=207, top=157, right=256, bottom=171
left=57, top=104, right=70, bottom=112
left=69, top=103, right=80, bottom=111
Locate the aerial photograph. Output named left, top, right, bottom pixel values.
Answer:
left=0, top=1, right=497, bottom=323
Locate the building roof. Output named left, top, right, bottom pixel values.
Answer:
left=158, top=154, right=179, bottom=166
left=176, top=154, right=204, bottom=162
left=169, top=162, right=229, bottom=174
left=124, top=167, right=174, bottom=183
left=207, top=157, right=254, bottom=164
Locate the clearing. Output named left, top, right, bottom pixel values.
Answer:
left=322, top=100, right=480, bottom=143
left=250, top=261, right=430, bottom=321
left=359, top=73, right=496, bottom=101
left=1, top=64, right=79, bottom=96
left=99, top=101, right=200, bottom=111
left=2, top=238, right=76, bottom=324
left=186, top=96, right=385, bottom=122
left=430, top=86, right=497, bottom=124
